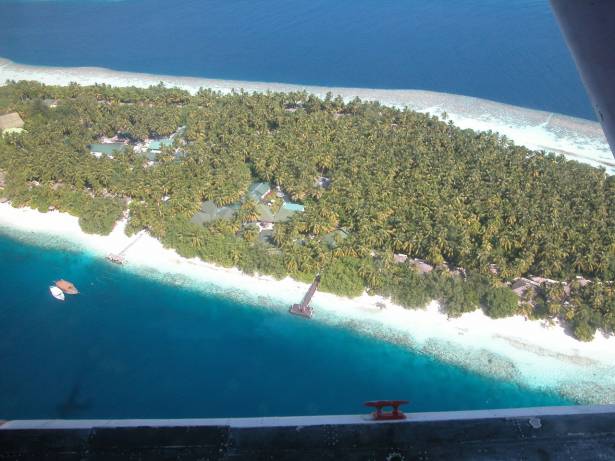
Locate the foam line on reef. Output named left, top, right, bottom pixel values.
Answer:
left=0, top=57, right=612, bottom=173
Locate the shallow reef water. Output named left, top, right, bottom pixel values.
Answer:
left=0, top=230, right=572, bottom=419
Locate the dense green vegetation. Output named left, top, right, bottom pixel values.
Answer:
left=1, top=80, right=614, bottom=340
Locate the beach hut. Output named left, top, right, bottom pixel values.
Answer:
left=0, top=112, right=25, bottom=135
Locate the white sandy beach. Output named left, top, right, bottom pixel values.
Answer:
left=1, top=57, right=613, bottom=174
left=1, top=202, right=614, bottom=404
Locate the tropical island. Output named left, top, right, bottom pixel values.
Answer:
left=1, top=80, right=614, bottom=343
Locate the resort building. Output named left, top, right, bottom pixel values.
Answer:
left=190, top=182, right=305, bottom=231
left=89, top=143, right=127, bottom=158
left=575, top=276, right=591, bottom=287
left=147, top=138, right=174, bottom=153
left=256, top=201, right=305, bottom=224
left=93, top=126, right=185, bottom=164
left=145, top=127, right=185, bottom=155
left=248, top=182, right=271, bottom=202
left=393, top=253, right=408, bottom=264
left=190, top=200, right=240, bottom=225
left=411, top=259, right=434, bottom=274
left=0, top=112, right=25, bottom=135
left=255, top=202, right=275, bottom=223
left=245, top=180, right=306, bottom=224
left=529, top=276, right=559, bottom=285
left=274, top=202, right=304, bottom=222
left=511, top=278, right=540, bottom=298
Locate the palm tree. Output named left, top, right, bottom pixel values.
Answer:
left=239, top=200, right=260, bottom=223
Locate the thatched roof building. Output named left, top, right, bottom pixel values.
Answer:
left=411, top=259, right=433, bottom=274
left=190, top=200, right=239, bottom=225
left=575, top=276, right=591, bottom=287
left=511, top=278, right=539, bottom=298
left=248, top=182, right=271, bottom=202
left=393, top=253, right=408, bottom=264
left=529, top=276, right=559, bottom=285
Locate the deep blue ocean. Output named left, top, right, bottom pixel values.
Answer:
left=0, top=0, right=594, bottom=119
left=0, top=232, right=570, bottom=419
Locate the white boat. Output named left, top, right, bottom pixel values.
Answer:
left=49, top=286, right=65, bottom=301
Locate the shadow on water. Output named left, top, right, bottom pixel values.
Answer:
left=55, top=382, right=92, bottom=419
left=54, top=357, right=96, bottom=419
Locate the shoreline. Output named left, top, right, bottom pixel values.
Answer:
left=1, top=57, right=613, bottom=174
left=1, top=202, right=614, bottom=404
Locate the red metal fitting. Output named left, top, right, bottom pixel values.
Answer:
left=364, top=400, right=409, bottom=420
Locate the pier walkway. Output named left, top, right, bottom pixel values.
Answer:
left=289, top=274, right=320, bottom=318
left=106, top=231, right=145, bottom=265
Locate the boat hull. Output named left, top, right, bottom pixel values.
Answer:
left=49, top=286, right=65, bottom=301
left=55, top=280, right=79, bottom=295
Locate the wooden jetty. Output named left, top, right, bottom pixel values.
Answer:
left=106, top=231, right=144, bottom=265
left=106, top=254, right=126, bottom=265
left=289, top=274, right=320, bottom=319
